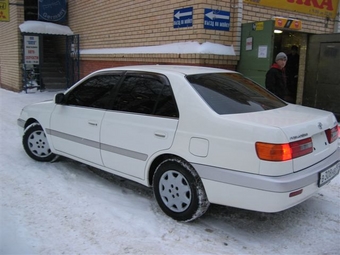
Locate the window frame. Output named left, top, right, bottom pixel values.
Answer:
left=111, top=71, right=179, bottom=118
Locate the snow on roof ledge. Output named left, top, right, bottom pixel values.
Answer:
left=19, top=21, right=74, bottom=35
left=80, top=42, right=236, bottom=56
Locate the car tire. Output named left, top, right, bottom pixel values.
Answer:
left=23, top=123, right=56, bottom=162
left=153, top=158, right=210, bottom=222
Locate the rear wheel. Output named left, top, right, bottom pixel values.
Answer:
left=153, top=158, right=210, bottom=222
left=23, top=123, right=56, bottom=162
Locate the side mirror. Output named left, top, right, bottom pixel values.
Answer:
left=55, top=93, right=66, bottom=105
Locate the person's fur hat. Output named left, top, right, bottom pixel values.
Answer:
left=275, top=52, right=287, bottom=61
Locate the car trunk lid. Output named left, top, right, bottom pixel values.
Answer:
left=224, top=104, right=338, bottom=172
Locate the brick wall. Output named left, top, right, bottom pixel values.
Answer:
left=1, top=1, right=338, bottom=92
left=69, top=0, right=338, bottom=79
left=68, top=0, right=236, bottom=49
left=0, top=0, right=24, bottom=92
left=68, top=0, right=240, bottom=76
left=80, top=53, right=238, bottom=79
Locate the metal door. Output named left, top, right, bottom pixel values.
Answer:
left=237, top=20, right=275, bottom=86
left=303, top=34, right=340, bottom=120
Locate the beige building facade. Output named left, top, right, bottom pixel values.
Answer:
left=1, top=0, right=339, bottom=107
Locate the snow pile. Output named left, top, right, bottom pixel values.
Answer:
left=80, top=41, right=235, bottom=56
left=19, top=21, right=74, bottom=35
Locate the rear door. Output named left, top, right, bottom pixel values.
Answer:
left=100, top=72, right=179, bottom=179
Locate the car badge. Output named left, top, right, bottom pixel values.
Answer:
left=318, top=122, right=323, bottom=130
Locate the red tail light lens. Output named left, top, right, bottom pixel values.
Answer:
left=325, top=125, right=338, bottom=144
left=290, top=138, right=313, bottom=158
left=256, top=137, right=313, bottom=161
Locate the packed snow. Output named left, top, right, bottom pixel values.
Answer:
left=0, top=88, right=339, bottom=255
left=80, top=42, right=235, bottom=56
left=19, top=21, right=74, bottom=35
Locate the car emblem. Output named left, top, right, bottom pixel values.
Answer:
left=318, top=122, right=323, bottom=130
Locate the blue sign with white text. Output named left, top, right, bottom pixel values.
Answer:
left=204, top=8, right=230, bottom=31
left=174, top=7, right=193, bottom=28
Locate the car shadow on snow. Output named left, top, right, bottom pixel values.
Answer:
left=55, top=156, right=321, bottom=232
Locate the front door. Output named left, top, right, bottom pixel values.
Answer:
left=50, top=106, right=104, bottom=165
left=49, top=73, right=123, bottom=165
left=238, top=20, right=275, bottom=86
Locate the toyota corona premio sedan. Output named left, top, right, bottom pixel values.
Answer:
left=18, top=65, right=340, bottom=222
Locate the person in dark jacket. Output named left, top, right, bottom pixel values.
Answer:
left=265, top=52, right=291, bottom=102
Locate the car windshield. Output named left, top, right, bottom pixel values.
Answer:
left=186, top=72, right=287, bottom=114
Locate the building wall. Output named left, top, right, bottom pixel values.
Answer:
left=68, top=0, right=242, bottom=77
left=0, top=0, right=24, bottom=92
left=67, top=0, right=339, bottom=78
left=0, top=0, right=339, bottom=91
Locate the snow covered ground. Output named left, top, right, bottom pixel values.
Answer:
left=1, top=88, right=339, bottom=255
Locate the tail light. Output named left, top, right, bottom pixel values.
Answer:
left=325, top=125, right=338, bottom=144
left=256, top=137, right=313, bottom=161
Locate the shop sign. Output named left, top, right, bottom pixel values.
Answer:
left=38, top=0, right=67, bottom=22
left=252, top=22, right=264, bottom=31
left=0, top=0, right=9, bottom=22
left=24, top=36, right=39, bottom=65
left=275, top=17, right=302, bottom=30
left=244, top=0, right=339, bottom=19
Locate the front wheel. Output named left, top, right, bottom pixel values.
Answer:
left=23, top=123, right=56, bottom=162
left=153, top=158, right=210, bottom=222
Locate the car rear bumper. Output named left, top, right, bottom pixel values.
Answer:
left=193, top=147, right=340, bottom=212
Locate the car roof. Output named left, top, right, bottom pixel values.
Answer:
left=97, top=65, right=236, bottom=76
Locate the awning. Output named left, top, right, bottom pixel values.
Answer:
left=19, top=21, right=74, bottom=35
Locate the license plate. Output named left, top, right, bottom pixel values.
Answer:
left=318, top=162, right=340, bottom=187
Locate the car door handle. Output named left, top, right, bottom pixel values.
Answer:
left=88, top=120, right=98, bottom=126
left=154, top=132, right=167, bottom=138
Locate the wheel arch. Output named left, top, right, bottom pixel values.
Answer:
left=147, top=153, right=190, bottom=187
left=24, top=118, right=40, bottom=129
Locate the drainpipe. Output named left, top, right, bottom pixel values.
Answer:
left=231, top=0, right=243, bottom=57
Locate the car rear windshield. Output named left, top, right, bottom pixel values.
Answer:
left=186, top=73, right=287, bottom=114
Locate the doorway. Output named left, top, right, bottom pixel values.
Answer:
left=274, top=31, right=308, bottom=104
left=22, top=33, right=79, bottom=92
left=238, top=21, right=308, bottom=104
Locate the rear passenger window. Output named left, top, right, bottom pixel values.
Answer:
left=112, top=74, right=179, bottom=118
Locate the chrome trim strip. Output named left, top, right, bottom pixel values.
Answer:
left=46, top=129, right=100, bottom=149
left=193, top=147, right=340, bottom=193
left=46, top=128, right=147, bottom=161
left=101, top=143, right=148, bottom=161
left=17, top=118, right=25, bottom=128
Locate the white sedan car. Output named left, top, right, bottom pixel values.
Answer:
left=18, top=65, right=340, bottom=222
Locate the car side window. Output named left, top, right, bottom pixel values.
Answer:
left=112, top=74, right=179, bottom=117
left=187, top=73, right=286, bottom=114
left=66, top=74, right=121, bottom=109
